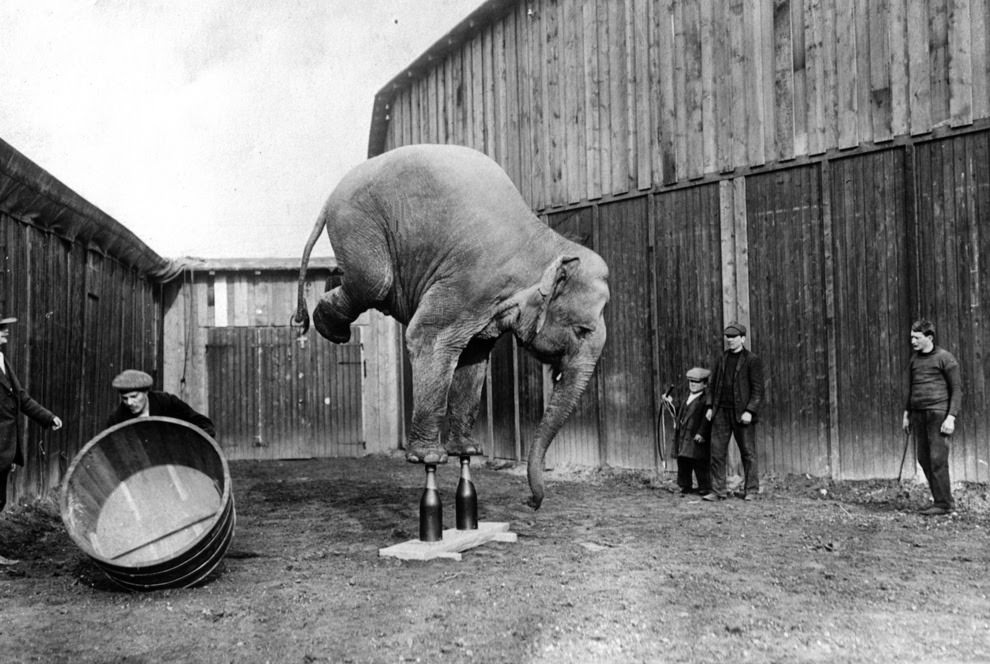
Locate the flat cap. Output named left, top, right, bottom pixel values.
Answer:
left=724, top=321, right=747, bottom=336
left=0, top=316, right=17, bottom=326
left=112, top=369, right=153, bottom=391
left=686, top=367, right=711, bottom=381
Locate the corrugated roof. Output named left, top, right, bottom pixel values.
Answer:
left=367, top=0, right=520, bottom=158
left=0, top=137, right=183, bottom=282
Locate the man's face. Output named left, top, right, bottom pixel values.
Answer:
left=725, top=334, right=745, bottom=353
left=0, top=326, right=8, bottom=347
left=688, top=379, right=707, bottom=394
left=120, top=390, right=149, bottom=415
left=910, top=330, right=934, bottom=353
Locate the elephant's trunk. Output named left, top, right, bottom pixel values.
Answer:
left=526, top=331, right=605, bottom=509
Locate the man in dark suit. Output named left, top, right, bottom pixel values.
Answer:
left=106, top=369, right=216, bottom=437
left=665, top=366, right=713, bottom=495
left=0, top=316, right=63, bottom=516
left=703, top=321, right=765, bottom=501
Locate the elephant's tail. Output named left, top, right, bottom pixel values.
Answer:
left=291, top=206, right=329, bottom=335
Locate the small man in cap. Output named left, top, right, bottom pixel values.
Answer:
left=704, top=321, right=765, bottom=501
left=0, top=316, right=63, bottom=518
left=663, top=366, right=713, bottom=495
left=106, top=369, right=216, bottom=437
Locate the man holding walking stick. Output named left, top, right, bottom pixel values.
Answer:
left=902, top=318, right=962, bottom=516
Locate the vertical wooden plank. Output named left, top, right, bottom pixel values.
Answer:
left=504, top=10, right=522, bottom=185
left=634, top=0, right=653, bottom=189
left=791, top=0, right=808, bottom=155
left=673, top=0, right=689, bottom=182
left=566, top=0, right=586, bottom=202
left=683, top=0, right=704, bottom=179
left=732, top=0, right=748, bottom=170
left=715, top=0, right=733, bottom=171
left=472, top=36, right=486, bottom=152
left=870, top=0, right=894, bottom=141
left=929, top=0, right=951, bottom=126
left=888, top=0, right=911, bottom=136
left=773, top=0, right=796, bottom=160
left=583, top=0, right=603, bottom=199
left=835, top=0, right=859, bottom=147
left=760, top=0, right=778, bottom=162
left=805, top=0, right=825, bottom=155
left=949, top=0, right=974, bottom=126
left=971, top=0, right=989, bottom=120
left=738, top=0, right=756, bottom=166
left=544, top=0, right=564, bottom=207
left=908, top=0, right=933, bottom=133
left=697, top=0, right=715, bottom=175
left=656, top=0, right=678, bottom=185
left=482, top=25, right=496, bottom=158
left=719, top=180, right=738, bottom=324
left=608, top=0, right=631, bottom=194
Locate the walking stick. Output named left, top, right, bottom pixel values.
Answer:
left=655, top=385, right=675, bottom=473
left=897, top=428, right=911, bottom=482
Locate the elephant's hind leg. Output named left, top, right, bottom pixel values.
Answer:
left=312, top=286, right=365, bottom=343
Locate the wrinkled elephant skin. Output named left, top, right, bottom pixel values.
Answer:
left=294, top=145, right=610, bottom=508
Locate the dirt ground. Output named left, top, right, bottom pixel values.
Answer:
left=2, top=453, right=989, bottom=664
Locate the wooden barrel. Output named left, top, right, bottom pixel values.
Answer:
left=60, top=416, right=235, bottom=591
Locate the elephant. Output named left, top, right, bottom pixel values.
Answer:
left=293, top=144, right=609, bottom=509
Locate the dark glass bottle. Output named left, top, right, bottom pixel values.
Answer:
left=455, top=455, right=478, bottom=530
left=419, top=464, right=443, bottom=542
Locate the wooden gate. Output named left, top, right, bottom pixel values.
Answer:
left=206, top=327, right=363, bottom=460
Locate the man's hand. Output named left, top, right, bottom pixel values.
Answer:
left=705, top=408, right=713, bottom=421
left=902, top=411, right=911, bottom=433
left=740, top=411, right=753, bottom=424
left=941, top=414, right=955, bottom=435
left=51, top=416, right=63, bottom=431
left=693, top=434, right=706, bottom=444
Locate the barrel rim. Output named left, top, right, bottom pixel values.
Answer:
left=59, top=416, right=233, bottom=568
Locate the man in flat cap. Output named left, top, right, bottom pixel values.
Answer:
left=0, top=316, right=63, bottom=516
left=663, top=366, right=713, bottom=496
left=106, top=369, right=216, bottom=437
left=704, top=321, right=765, bottom=501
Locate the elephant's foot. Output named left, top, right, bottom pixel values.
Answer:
left=445, top=441, right=484, bottom=457
left=405, top=444, right=448, bottom=465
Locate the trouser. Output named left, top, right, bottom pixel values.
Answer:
left=910, top=410, right=954, bottom=509
left=709, top=407, right=759, bottom=496
left=677, top=456, right=711, bottom=493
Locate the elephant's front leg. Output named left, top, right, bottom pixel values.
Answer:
left=404, top=322, right=467, bottom=465
left=445, top=338, right=496, bottom=457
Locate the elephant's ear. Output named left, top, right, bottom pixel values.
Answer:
left=535, top=256, right=580, bottom=334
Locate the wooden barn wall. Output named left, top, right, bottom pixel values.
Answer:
left=375, top=0, right=990, bottom=482
left=381, top=0, right=990, bottom=203
left=652, top=184, right=724, bottom=464
left=596, top=197, right=655, bottom=470
left=829, top=149, right=913, bottom=480
left=913, top=132, right=990, bottom=484
left=1, top=217, right=161, bottom=505
left=746, top=165, right=831, bottom=477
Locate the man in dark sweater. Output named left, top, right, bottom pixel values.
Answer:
left=106, top=369, right=216, bottom=437
left=703, top=321, right=765, bottom=501
left=902, top=319, right=962, bottom=515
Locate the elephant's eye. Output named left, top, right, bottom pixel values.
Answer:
left=573, top=325, right=595, bottom=339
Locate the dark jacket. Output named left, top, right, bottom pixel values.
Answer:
left=706, top=348, right=765, bottom=423
left=0, top=359, right=57, bottom=470
left=107, top=391, right=216, bottom=437
left=674, top=388, right=711, bottom=459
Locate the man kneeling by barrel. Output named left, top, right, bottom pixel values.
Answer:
left=106, top=370, right=216, bottom=437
